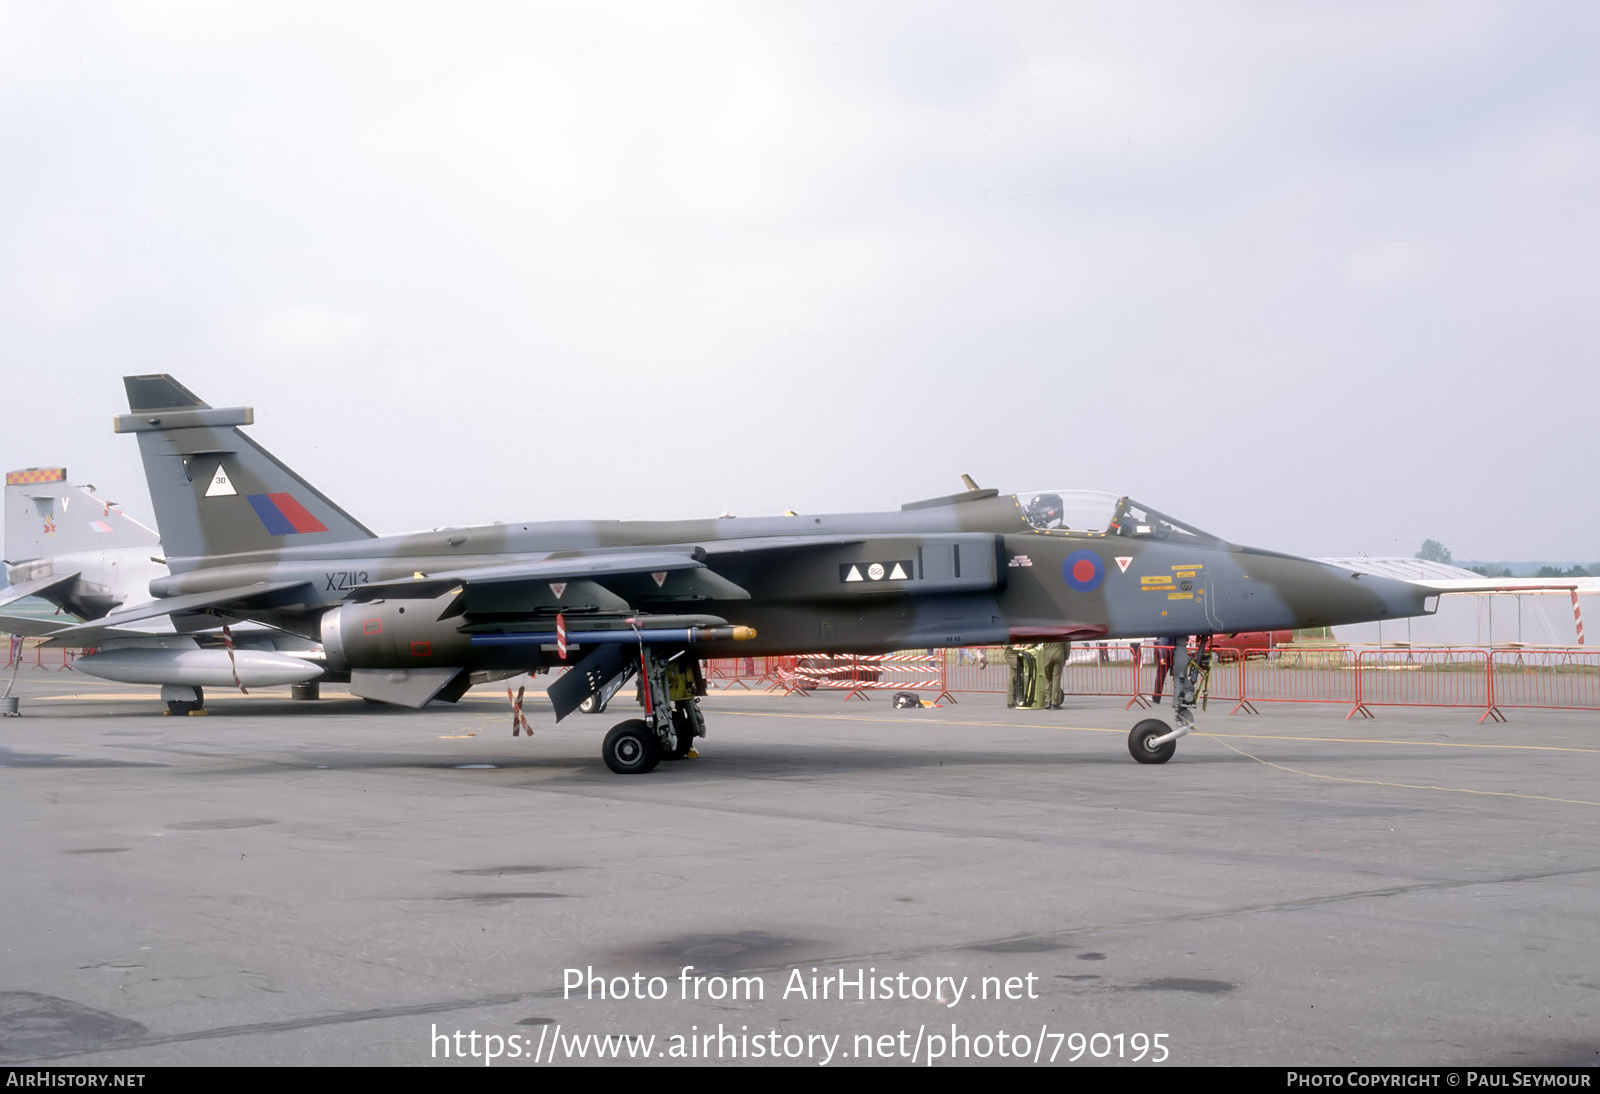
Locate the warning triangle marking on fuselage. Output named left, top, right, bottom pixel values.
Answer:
left=889, top=563, right=908, bottom=580
left=845, top=565, right=864, bottom=582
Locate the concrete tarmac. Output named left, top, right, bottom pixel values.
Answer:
left=1, top=673, right=1597, bottom=1067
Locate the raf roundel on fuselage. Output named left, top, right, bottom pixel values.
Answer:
left=1062, top=549, right=1105, bottom=592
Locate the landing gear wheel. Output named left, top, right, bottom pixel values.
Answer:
left=166, top=687, right=204, bottom=716
left=603, top=719, right=661, bottom=774
left=1129, top=718, right=1176, bottom=764
left=578, top=692, right=607, bottom=715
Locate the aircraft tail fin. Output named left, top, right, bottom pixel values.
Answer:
left=4, top=468, right=160, bottom=564
left=115, top=375, right=375, bottom=561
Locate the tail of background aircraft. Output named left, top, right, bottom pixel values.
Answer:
left=115, top=375, right=374, bottom=562
left=4, top=468, right=159, bottom=564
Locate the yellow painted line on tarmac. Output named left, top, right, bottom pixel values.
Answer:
left=1180, top=729, right=1600, bottom=755
left=717, top=708, right=1600, bottom=754
left=722, top=710, right=1600, bottom=807
left=1198, top=733, right=1600, bottom=808
left=34, top=687, right=1600, bottom=754
left=724, top=708, right=1124, bottom=734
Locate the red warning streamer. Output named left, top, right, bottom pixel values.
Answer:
left=221, top=624, right=248, bottom=694
left=508, top=685, right=530, bottom=736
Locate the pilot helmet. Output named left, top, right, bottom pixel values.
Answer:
left=1025, top=493, right=1064, bottom=528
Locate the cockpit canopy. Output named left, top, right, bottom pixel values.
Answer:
left=1016, top=489, right=1220, bottom=545
left=1023, top=493, right=1064, bottom=528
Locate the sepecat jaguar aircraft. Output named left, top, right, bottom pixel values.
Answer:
left=43, top=375, right=1438, bottom=773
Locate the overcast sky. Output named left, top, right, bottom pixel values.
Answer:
left=3, top=2, right=1596, bottom=561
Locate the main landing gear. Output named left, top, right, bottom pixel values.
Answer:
left=601, top=649, right=706, bottom=774
left=163, top=684, right=205, bottom=716
left=1127, top=640, right=1210, bottom=765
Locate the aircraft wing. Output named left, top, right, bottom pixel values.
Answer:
left=1407, top=578, right=1583, bottom=594
left=412, top=533, right=999, bottom=618
left=2, top=615, right=195, bottom=645
left=352, top=551, right=753, bottom=617
left=32, top=532, right=999, bottom=643
left=695, top=535, right=868, bottom=556
left=41, top=580, right=315, bottom=642
left=0, top=613, right=78, bottom=638
left=0, top=571, right=83, bottom=611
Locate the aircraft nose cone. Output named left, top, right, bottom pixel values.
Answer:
left=1384, top=572, right=1442, bottom=617
left=1305, top=566, right=1435, bottom=628
left=1221, top=552, right=1438, bottom=632
left=1349, top=571, right=1434, bottom=619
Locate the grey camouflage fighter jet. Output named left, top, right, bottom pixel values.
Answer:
left=48, top=375, right=1438, bottom=772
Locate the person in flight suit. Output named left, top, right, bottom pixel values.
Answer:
left=1038, top=640, right=1069, bottom=710
left=1152, top=634, right=1181, bottom=703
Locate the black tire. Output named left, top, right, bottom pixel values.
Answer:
left=603, top=719, right=660, bottom=774
left=578, top=692, right=607, bottom=715
left=1128, top=719, right=1176, bottom=764
left=166, top=687, right=204, bottom=716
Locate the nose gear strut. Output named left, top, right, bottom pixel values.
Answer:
left=1128, top=636, right=1211, bottom=764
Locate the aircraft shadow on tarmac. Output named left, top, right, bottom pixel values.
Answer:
left=78, top=739, right=1502, bottom=780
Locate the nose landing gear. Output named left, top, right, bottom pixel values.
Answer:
left=1127, top=638, right=1210, bottom=764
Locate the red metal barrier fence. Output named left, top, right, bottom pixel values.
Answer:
left=783, top=653, right=952, bottom=702
left=4, top=637, right=1596, bottom=717
left=1488, top=648, right=1600, bottom=712
left=943, top=644, right=1150, bottom=700
left=702, top=645, right=1600, bottom=720
left=1065, top=645, right=1146, bottom=702
left=1352, top=648, right=1499, bottom=722
left=3, top=637, right=76, bottom=671
left=1233, top=647, right=1360, bottom=715
left=705, top=655, right=789, bottom=690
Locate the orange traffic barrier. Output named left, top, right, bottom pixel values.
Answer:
left=698, top=644, right=1600, bottom=723
left=1489, top=648, right=1600, bottom=712
left=1353, top=648, right=1500, bottom=723
left=1232, top=647, right=1360, bottom=715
